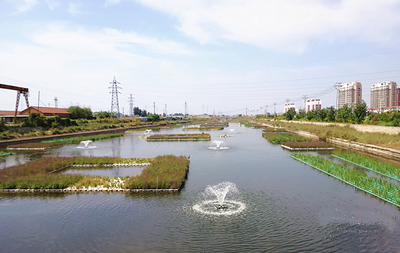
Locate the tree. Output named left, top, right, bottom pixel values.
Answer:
left=284, top=108, right=296, bottom=120
left=326, top=106, right=336, bottom=122
left=337, top=104, right=352, bottom=123
left=94, top=111, right=112, bottom=119
left=295, top=109, right=306, bottom=120
left=147, top=114, right=160, bottom=122
left=353, top=101, right=367, bottom=124
left=68, top=106, right=93, bottom=119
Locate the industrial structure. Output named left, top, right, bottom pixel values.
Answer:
left=0, top=83, right=29, bottom=117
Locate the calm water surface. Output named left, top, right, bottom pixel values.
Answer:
left=1, top=123, right=400, bottom=252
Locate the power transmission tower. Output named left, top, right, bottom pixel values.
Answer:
left=109, top=77, right=122, bottom=118
left=274, top=102, right=277, bottom=117
left=165, top=104, right=167, bottom=116
left=128, top=94, right=134, bottom=116
left=153, top=102, right=156, bottom=114
left=54, top=97, right=58, bottom=108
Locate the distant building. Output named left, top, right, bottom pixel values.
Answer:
left=284, top=102, right=295, bottom=113
left=368, top=81, right=398, bottom=113
left=19, top=107, right=71, bottom=118
left=338, top=82, right=362, bottom=108
left=370, top=81, right=397, bottom=108
left=305, top=99, right=321, bottom=112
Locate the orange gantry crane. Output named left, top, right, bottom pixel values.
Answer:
left=0, top=83, right=30, bottom=117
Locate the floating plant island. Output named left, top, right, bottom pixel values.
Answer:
left=291, top=153, right=400, bottom=207
left=281, top=141, right=334, bottom=151
left=0, top=151, right=13, bottom=156
left=41, top=133, right=124, bottom=144
left=183, top=123, right=226, bottom=131
left=0, top=155, right=189, bottom=192
left=6, top=142, right=64, bottom=150
left=146, top=133, right=211, bottom=141
left=263, top=131, right=311, bottom=144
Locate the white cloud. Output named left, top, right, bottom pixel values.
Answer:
left=67, top=2, right=82, bottom=16
left=7, top=0, right=38, bottom=12
left=104, top=0, right=122, bottom=7
left=134, top=0, right=400, bottom=53
left=29, top=25, right=192, bottom=56
left=44, top=0, right=61, bottom=10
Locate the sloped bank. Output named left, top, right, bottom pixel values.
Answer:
left=256, top=121, right=400, bottom=160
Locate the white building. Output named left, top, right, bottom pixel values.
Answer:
left=284, top=102, right=295, bottom=113
left=306, top=99, right=321, bottom=112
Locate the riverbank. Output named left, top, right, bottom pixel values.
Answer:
left=255, top=120, right=400, bottom=160
left=0, top=124, right=165, bottom=148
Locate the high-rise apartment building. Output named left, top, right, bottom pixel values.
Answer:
left=370, top=81, right=397, bottom=108
left=337, top=82, right=362, bottom=108
left=306, top=99, right=321, bottom=112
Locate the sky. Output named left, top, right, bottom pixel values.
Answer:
left=1, top=0, right=400, bottom=115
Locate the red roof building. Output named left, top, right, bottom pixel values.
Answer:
left=19, top=107, right=71, bottom=118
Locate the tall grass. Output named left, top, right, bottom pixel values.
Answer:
left=124, top=155, right=189, bottom=189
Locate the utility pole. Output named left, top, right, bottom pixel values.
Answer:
left=185, top=101, right=187, bottom=117
left=128, top=94, right=134, bottom=117
left=335, top=82, right=342, bottom=110
left=302, top=95, right=308, bottom=111
left=109, top=76, right=121, bottom=118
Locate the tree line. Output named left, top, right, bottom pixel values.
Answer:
left=278, top=101, right=400, bottom=126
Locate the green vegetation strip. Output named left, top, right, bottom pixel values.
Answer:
left=263, top=132, right=310, bottom=144
left=41, top=133, right=123, bottom=144
left=0, top=155, right=188, bottom=190
left=332, top=152, right=400, bottom=182
left=291, top=153, right=400, bottom=207
left=147, top=133, right=211, bottom=141
left=0, top=151, right=13, bottom=156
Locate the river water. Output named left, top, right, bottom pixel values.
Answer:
left=1, top=123, right=400, bottom=252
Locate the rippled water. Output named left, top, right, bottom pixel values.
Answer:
left=1, top=123, right=400, bottom=252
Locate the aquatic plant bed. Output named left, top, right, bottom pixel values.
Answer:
left=41, top=133, right=123, bottom=144
left=7, top=142, right=64, bottom=150
left=262, top=132, right=311, bottom=144
left=291, top=153, right=400, bottom=207
left=146, top=133, right=211, bottom=141
left=0, top=151, right=13, bottom=156
left=281, top=141, right=334, bottom=150
left=332, top=152, right=400, bottom=182
left=0, top=155, right=188, bottom=191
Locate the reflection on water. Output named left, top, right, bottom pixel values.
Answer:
left=1, top=123, right=400, bottom=252
left=61, top=166, right=144, bottom=177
